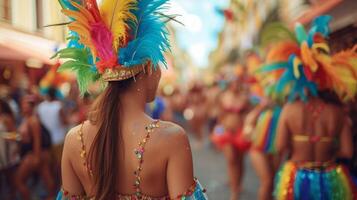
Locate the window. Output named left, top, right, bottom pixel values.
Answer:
left=35, top=0, right=43, bottom=30
left=0, top=0, right=11, bottom=22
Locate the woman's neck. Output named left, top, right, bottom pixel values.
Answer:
left=119, top=85, right=151, bottom=127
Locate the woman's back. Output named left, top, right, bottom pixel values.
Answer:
left=62, top=119, right=194, bottom=199
left=277, top=99, right=352, bottom=163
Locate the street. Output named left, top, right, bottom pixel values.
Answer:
left=191, top=138, right=259, bottom=200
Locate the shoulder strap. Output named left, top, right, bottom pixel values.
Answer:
left=133, top=120, right=160, bottom=198
left=78, top=122, right=92, bottom=175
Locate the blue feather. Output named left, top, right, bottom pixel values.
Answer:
left=259, top=62, right=288, bottom=73
left=295, top=23, right=307, bottom=45
left=58, top=0, right=81, bottom=10
left=67, top=31, right=84, bottom=48
left=119, top=0, right=170, bottom=69
left=307, top=15, right=331, bottom=47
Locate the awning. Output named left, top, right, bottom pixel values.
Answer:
left=0, top=24, right=62, bottom=65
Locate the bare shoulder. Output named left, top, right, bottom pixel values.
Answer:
left=64, top=121, right=94, bottom=151
left=283, top=101, right=302, bottom=109
left=63, top=123, right=83, bottom=152
left=281, top=102, right=297, bottom=114
left=156, top=121, right=187, bottom=139
left=155, top=121, right=190, bottom=147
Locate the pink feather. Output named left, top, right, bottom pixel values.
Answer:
left=90, top=22, right=114, bottom=60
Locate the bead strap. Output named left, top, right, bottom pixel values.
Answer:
left=133, top=120, right=160, bottom=198
left=78, top=122, right=93, bottom=176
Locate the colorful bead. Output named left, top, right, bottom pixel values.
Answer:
left=132, top=120, right=160, bottom=196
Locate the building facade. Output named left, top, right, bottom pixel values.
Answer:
left=0, top=0, right=67, bottom=88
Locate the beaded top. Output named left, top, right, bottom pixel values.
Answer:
left=58, top=120, right=207, bottom=200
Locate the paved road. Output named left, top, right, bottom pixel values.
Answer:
left=190, top=138, right=259, bottom=200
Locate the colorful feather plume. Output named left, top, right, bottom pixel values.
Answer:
left=53, top=0, right=171, bottom=95
left=100, top=0, right=137, bottom=50
left=119, top=0, right=170, bottom=68
left=258, top=15, right=357, bottom=102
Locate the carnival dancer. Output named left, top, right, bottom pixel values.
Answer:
left=211, top=75, right=251, bottom=200
left=259, top=15, right=357, bottom=200
left=186, top=83, right=207, bottom=147
left=54, top=0, right=207, bottom=199
left=244, top=49, right=285, bottom=200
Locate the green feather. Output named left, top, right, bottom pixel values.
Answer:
left=52, top=47, right=96, bottom=95
left=260, top=22, right=297, bottom=48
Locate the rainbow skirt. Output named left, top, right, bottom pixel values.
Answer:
left=252, top=106, right=281, bottom=154
left=274, top=161, right=356, bottom=200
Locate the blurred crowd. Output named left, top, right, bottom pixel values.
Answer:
left=0, top=84, right=92, bottom=200
left=0, top=65, right=356, bottom=199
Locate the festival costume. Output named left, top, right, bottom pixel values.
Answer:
left=251, top=106, right=281, bottom=154
left=211, top=103, right=251, bottom=151
left=258, top=15, right=357, bottom=200
left=211, top=125, right=251, bottom=152
left=54, top=0, right=207, bottom=199
left=275, top=161, right=356, bottom=200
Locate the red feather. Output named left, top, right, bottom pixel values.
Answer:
left=84, top=0, right=102, bottom=22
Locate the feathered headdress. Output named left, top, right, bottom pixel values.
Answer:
left=259, top=15, right=357, bottom=102
left=53, top=0, right=171, bottom=94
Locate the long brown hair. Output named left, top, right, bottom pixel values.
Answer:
left=88, top=79, right=134, bottom=200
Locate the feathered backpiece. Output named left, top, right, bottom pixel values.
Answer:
left=53, top=0, right=171, bottom=94
left=259, top=15, right=357, bottom=102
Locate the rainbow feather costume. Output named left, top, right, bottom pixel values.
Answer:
left=252, top=106, right=281, bottom=154
left=274, top=161, right=356, bottom=200
left=258, top=15, right=357, bottom=200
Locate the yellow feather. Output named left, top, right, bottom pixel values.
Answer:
left=316, top=53, right=356, bottom=98
left=100, top=0, right=137, bottom=50
left=301, top=42, right=318, bottom=72
left=68, top=23, right=97, bottom=59
left=293, top=57, right=301, bottom=78
left=312, top=43, right=330, bottom=54
left=62, top=10, right=90, bottom=29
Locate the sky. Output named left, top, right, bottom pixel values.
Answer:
left=168, top=0, right=229, bottom=68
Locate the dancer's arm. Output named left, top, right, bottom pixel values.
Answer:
left=338, top=117, right=353, bottom=159
left=166, top=125, right=195, bottom=198
left=60, top=129, right=85, bottom=197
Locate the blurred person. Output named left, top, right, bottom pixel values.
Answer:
left=55, top=1, right=207, bottom=200
left=63, top=84, right=80, bottom=125
left=244, top=101, right=281, bottom=200
left=0, top=99, right=18, bottom=200
left=211, top=78, right=251, bottom=200
left=37, top=87, right=67, bottom=183
left=260, top=16, right=357, bottom=199
left=0, top=99, right=16, bottom=136
left=275, top=92, right=356, bottom=199
left=186, top=84, right=207, bottom=146
left=169, top=87, right=187, bottom=126
left=146, top=95, right=173, bottom=121
left=76, top=93, right=93, bottom=124
left=0, top=86, right=21, bottom=125
left=205, top=81, right=223, bottom=134
left=16, top=95, right=55, bottom=200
